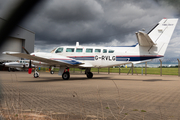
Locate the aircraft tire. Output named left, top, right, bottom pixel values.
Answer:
left=34, top=73, right=39, bottom=78
left=50, top=70, right=54, bottom=74
left=62, top=72, right=70, bottom=80
left=87, top=72, right=93, bottom=78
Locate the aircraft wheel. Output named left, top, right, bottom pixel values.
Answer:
left=86, top=72, right=93, bottom=78
left=62, top=72, right=70, bottom=80
left=34, top=73, right=39, bottom=78
left=50, top=70, right=54, bottom=74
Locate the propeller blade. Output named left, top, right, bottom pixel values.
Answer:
left=22, top=47, right=30, bottom=54
left=28, top=60, right=32, bottom=74
left=22, top=47, right=32, bottom=74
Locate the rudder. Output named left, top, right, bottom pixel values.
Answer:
left=148, top=18, right=178, bottom=55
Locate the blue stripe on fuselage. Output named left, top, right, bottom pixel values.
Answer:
left=116, top=56, right=162, bottom=61
left=55, top=60, right=82, bottom=65
left=69, top=56, right=162, bottom=61
left=69, top=57, right=94, bottom=61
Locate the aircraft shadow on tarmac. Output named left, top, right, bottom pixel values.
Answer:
left=20, top=77, right=111, bottom=82
left=142, top=79, right=173, bottom=82
left=108, top=79, right=173, bottom=82
left=21, top=77, right=173, bottom=82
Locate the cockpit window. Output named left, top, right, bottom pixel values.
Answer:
left=108, top=50, right=114, bottom=53
left=66, top=48, right=74, bottom=52
left=103, top=49, right=107, bottom=53
left=55, top=47, right=63, bottom=53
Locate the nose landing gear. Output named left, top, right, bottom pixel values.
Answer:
left=34, top=68, right=39, bottom=78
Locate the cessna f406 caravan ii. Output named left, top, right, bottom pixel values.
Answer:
left=3, top=18, right=178, bottom=80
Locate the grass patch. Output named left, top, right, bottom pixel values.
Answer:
left=39, top=67, right=179, bottom=76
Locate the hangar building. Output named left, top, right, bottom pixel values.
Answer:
left=0, top=18, right=35, bottom=62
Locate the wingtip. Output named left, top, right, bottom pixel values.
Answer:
left=2, top=51, right=21, bottom=54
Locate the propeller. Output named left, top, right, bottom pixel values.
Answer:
left=0, top=63, right=5, bottom=67
left=22, top=47, right=32, bottom=74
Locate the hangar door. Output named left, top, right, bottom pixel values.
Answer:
left=0, top=37, right=23, bottom=61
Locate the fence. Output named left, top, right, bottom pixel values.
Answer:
left=40, top=59, right=180, bottom=77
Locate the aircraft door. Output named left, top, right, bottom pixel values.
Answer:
left=94, top=49, right=102, bottom=67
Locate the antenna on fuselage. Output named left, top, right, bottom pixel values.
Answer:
left=76, top=42, right=79, bottom=47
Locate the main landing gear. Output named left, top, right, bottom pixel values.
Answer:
left=85, top=68, right=93, bottom=78
left=62, top=68, right=70, bottom=80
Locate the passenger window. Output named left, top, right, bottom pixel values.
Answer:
left=76, top=48, right=83, bottom=52
left=20, top=61, right=22, bottom=63
left=55, top=47, right=63, bottom=53
left=86, top=48, right=93, bottom=53
left=108, top=50, right=114, bottom=53
left=103, top=49, right=107, bottom=53
left=95, top=49, right=101, bottom=53
left=66, top=48, right=74, bottom=52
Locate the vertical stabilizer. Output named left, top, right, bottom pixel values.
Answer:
left=147, top=18, right=178, bottom=55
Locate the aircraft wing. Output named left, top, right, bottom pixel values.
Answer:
left=3, top=52, right=83, bottom=67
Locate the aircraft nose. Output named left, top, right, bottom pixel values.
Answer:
left=4, top=63, right=10, bottom=66
left=0, top=63, right=5, bottom=67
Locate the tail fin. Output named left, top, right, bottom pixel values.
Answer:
left=136, top=18, right=178, bottom=56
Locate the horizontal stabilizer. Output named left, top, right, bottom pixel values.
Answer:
left=136, top=31, right=156, bottom=47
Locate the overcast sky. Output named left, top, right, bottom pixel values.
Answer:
left=0, top=0, right=180, bottom=60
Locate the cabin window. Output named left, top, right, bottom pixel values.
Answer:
left=20, top=61, right=22, bottom=63
left=108, top=50, right=114, bottom=53
left=86, top=48, right=93, bottom=53
left=66, top=48, right=74, bottom=52
left=95, top=49, right=101, bottom=53
left=55, top=47, right=63, bottom=53
left=76, top=48, right=83, bottom=52
left=103, top=49, right=107, bottom=53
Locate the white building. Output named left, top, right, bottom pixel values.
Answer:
left=0, top=18, right=35, bottom=61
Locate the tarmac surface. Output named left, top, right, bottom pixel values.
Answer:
left=0, top=71, right=180, bottom=120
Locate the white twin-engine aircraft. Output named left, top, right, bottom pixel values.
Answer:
left=2, top=60, right=34, bottom=71
left=3, top=18, right=178, bottom=80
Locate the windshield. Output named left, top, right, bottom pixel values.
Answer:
left=55, top=47, right=63, bottom=53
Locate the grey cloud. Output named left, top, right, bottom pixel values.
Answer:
left=44, top=0, right=104, bottom=23
left=154, top=0, right=180, bottom=16
left=0, top=0, right=179, bottom=57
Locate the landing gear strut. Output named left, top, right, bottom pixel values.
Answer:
left=62, top=68, right=70, bottom=80
left=49, top=66, right=54, bottom=74
left=85, top=68, right=93, bottom=78
left=34, top=68, right=39, bottom=78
